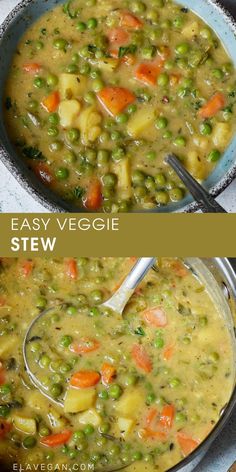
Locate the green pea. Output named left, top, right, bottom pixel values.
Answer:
left=169, top=377, right=181, bottom=388
left=164, top=59, right=175, bottom=70
left=40, top=354, right=51, bottom=368
left=79, top=46, right=93, bottom=59
left=0, top=405, right=10, bottom=418
left=77, top=21, right=87, bottom=32
left=146, top=151, right=156, bottom=160
left=33, top=77, right=45, bottom=89
left=182, top=78, right=193, bottom=88
left=212, top=68, right=224, bottom=80
left=145, top=176, right=156, bottom=191
left=162, top=130, right=172, bottom=139
left=92, top=79, right=104, bottom=92
left=109, top=444, right=120, bottom=456
left=108, top=384, right=122, bottom=399
left=84, top=424, right=95, bottom=435
left=68, top=450, right=77, bottom=460
left=123, top=374, right=138, bottom=387
left=36, top=296, right=47, bottom=309
left=158, top=73, right=169, bottom=86
left=154, top=337, right=164, bottom=348
left=144, top=453, right=153, bottom=462
left=176, top=412, right=187, bottom=423
left=90, top=69, right=101, bottom=79
left=50, top=383, right=63, bottom=399
left=60, top=363, right=72, bottom=373
left=53, top=38, right=68, bottom=50
left=155, top=190, right=169, bottom=205
left=173, top=16, right=184, bottom=28
left=200, top=122, right=212, bottom=136
left=0, top=384, right=11, bottom=395
left=39, top=426, right=51, bottom=437
left=199, top=316, right=208, bottom=327
left=48, top=113, right=59, bottom=125
left=48, top=127, right=59, bottom=137
left=80, top=63, right=91, bottom=75
left=169, top=187, right=184, bottom=202
left=116, top=113, right=128, bottom=124
left=84, top=91, right=96, bottom=104
left=132, top=451, right=143, bottom=461
left=35, top=40, right=44, bottom=50
left=59, top=335, right=72, bottom=348
left=103, top=173, right=117, bottom=187
left=90, top=290, right=103, bottom=304
left=67, top=306, right=77, bottom=316
left=47, top=74, right=58, bottom=87
left=77, top=294, right=88, bottom=306
left=132, top=170, right=145, bottom=185
left=77, top=258, right=88, bottom=268
left=49, top=141, right=63, bottom=152
left=97, top=149, right=110, bottom=166
left=155, top=117, right=168, bottom=129
left=207, top=150, right=221, bottom=162
left=174, top=136, right=186, bottom=147
left=67, top=128, right=80, bottom=143
left=55, top=167, right=69, bottom=180
left=141, top=45, right=157, bottom=60
left=23, top=436, right=36, bottom=449
left=66, top=64, right=79, bottom=74
left=147, top=9, right=159, bottom=24
left=175, top=42, right=190, bottom=55
left=200, top=27, right=212, bottom=40
left=111, top=130, right=122, bottom=141
left=85, top=149, right=97, bottom=163
left=130, top=0, right=146, bottom=13
left=177, top=58, right=188, bottom=70
left=155, top=173, right=166, bottom=187
left=209, top=352, right=220, bottom=363
left=73, top=431, right=85, bottom=441
left=178, top=87, right=190, bottom=98
left=112, top=147, right=125, bottom=161
left=28, top=100, right=39, bottom=110
left=72, top=53, right=80, bottom=63
left=146, top=393, right=156, bottom=405
left=98, top=390, right=109, bottom=400
left=87, top=18, right=98, bottom=29
left=99, top=422, right=110, bottom=434
left=127, top=104, right=137, bottom=114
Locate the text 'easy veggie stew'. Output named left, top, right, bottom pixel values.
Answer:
left=4, top=0, right=236, bottom=211
left=0, top=257, right=234, bottom=471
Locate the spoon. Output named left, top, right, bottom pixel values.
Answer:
left=23, top=257, right=156, bottom=406
left=165, top=154, right=227, bottom=213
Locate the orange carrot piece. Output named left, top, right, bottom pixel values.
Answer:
left=70, top=370, right=101, bottom=389
left=177, top=432, right=199, bottom=457
left=172, top=260, right=188, bottom=277
left=159, top=404, right=175, bottom=429
left=0, top=420, right=12, bottom=439
left=163, top=344, right=174, bottom=361
left=0, top=365, right=5, bottom=386
left=135, top=60, right=164, bottom=86
left=70, top=338, right=100, bottom=355
left=21, top=260, right=34, bottom=277
left=84, top=180, right=102, bottom=211
left=34, top=162, right=54, bottom=186
left=101, top=363, right=116, bottom=385
left=143, top=307, right=167, bottom=328
left=65, top=258, right=78, bottom=280
left=198, top=92, right=226, bottom=119
left=40, top=430, right=72, bottom=448
left=132, top=344, right=152, bottom=373
left=144, top=409, right=169, bottom=441
left=41, top=91, right=60, bottom=113
left=0, top=297, right=5, bottom=307
left=143, top=429, right=168, bottom=441
left=23, top=63, right=41, bottom=73
left=97, top=86, right=135, bottom=116
left=146, top=408, right=158, bottom=428
left=120, top=11, right=143, bottom=29
left=107, top=27, right=129, bottom=46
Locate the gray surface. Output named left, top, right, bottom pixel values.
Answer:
left=0, top=0, right=236, bottom=212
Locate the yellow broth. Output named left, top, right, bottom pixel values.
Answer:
left=0, top=257, right=234, bottom=471
left=4, top=0, right=236, bottom=212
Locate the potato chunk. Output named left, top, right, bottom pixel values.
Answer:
left=78, top=409, right=101, bottom=427
left=64, top=388, right=96, bottom=413
left=77, top=106, right=102, bottom=145
left=94, top=58, right=119, bottom=73
left=28, top=391, right=49, bottom=411
left=0, top=336, right=18, bottom=358
left=59, top=74, right=87, bottom=99
left=115, top=388, right=145, bottom=417
left=58, top=100, right=81, bottom=128
left=186, top=150, right=207, bottom=180
left=13, top=415, right=36, bottom=435
left=127, top=106, right=156, bottom=138
left=47, top=407, right=68, bottom=432
left=114, top=157, right=132, bottom=199
left=212, top=122, right=232, bottom=149
left=182, top=21, right=199, bottom=39
left=117, top=417, right=134, bottom=437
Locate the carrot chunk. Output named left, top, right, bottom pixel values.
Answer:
left=135, top=60, right=164, bottom=86
left=40, top=431, right=72, bottom=448
left=23, top=63, right=41, bottom=73
left=143, top=408, right=169, bottom=441
left=101, top=363, right=116, bottom=385
left=70, top=370, right=101, bottom=388
left=34, top=162, right=54, bottom=186
left=41, top=91, right=60, bottom=113
left=198, top=92, right=226, bottom=118
left=120, top=11, right=143, bottom=29
left=21, top=260, right=34, bottom=277
left=107, top=27, right=129, bottom=46
left=0, top=365, right=6, bottom=386
left=163, top=344, right=174, bottom=361
left=97, top=86, right=135, bottom=116
left=84, top=180, right=102, bottom=210
left=70, top=338, right=100, bottom=354
left=159, top=404, right=175, bottom=429
left=132, top=344, right=152, bottom=373
left=143, top=307, right=167, bottom=327
left=0, top=420, right=12, bottom=439
left=177, top=432, right=199, bottom=457
left=65, top=258, right=78, bottom=279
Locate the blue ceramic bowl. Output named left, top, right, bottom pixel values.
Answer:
left=0, top=0, right=236, bottom=212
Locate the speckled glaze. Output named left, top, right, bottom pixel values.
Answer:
left=0, top=0, right=236, bottom=213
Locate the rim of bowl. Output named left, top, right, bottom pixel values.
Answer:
left=0, top=0, right=236, bottom=213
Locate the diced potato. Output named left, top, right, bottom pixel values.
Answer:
left=127, top=106, right=156, bottom=138
left=59, top=74, right=87, bottom=99
left=78, top=408, right=101, bottom=427
left=115, top=388, right=145, bottom=417
left=47, top=407, right=68, bottom=432
left=0, top=335, right=18, bottom=358
left=96, top=58, right=119, bottom=73
left=77, top=106, right=102, bottom=145
left=58, top=100, right=81, bottom=128
left=113, top=157, right=132, bottom=199
left=186, top=150, right=207, bottom=180
left=193, top=135, right=209, bottom=150
left=117, top=417, right=134, bottom=437
left=212, top=122, right=232, bottom=149
left=64, top=388, right=96, bottom=414
left=28, top=390, right=49, bottom=411
left=13, top=415, right=36, bottom=435
left=182, top=21, right=199, bottom=39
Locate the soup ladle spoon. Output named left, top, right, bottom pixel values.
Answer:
left=23, top=257, right=156, bottom=407
left=165, top=154, right=227, bottom=213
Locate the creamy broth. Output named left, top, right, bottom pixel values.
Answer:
left=0, top=257, right=234, bottom=471
left=4, top=0, right=236, bottom=212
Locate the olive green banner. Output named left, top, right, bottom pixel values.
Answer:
left=0, top=213, right=235, bottom=257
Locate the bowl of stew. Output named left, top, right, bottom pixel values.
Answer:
left=0, top=257, right=235, bottom=472
left=0, top=0, right=236, bottom=212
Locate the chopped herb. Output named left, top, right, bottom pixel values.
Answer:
left=73, top=186, right=84, bottom=199
left=177, top=303, right=191, bottom=316
left=229, top=90, right=236, bottom=98
left=40, top=28, right=47, bottom=36
left=22, top=146, right=45, bottom=160
left=134, top=326, right=145, bottom=336
left=181, top=7, right=189, bottom=13
left=63, top=0, right=80, bottom=19
left=118, top=44, right=137, bottom=58
left=5, top=97, right=12, bottom=110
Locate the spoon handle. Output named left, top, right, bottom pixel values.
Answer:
left=165, top=154, right=227, bottom=213
left=103, top=257, right=156, bottom=315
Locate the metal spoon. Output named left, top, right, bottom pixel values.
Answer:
left=23, top=257, right=156, bottom=406
left=165, top=154, right=227, bottom=213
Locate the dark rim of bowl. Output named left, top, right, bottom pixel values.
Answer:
left=0, top=0, right=236, bottom=213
